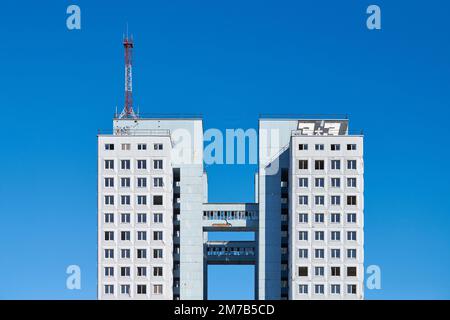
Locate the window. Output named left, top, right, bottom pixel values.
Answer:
left=104, top=177, right=114, bottom=187
left=153, top=267, right=163, bottom=277
left=153, top=249, right=163, bottom=259
left=137, top=160, right=147, bottom=170
left=331, top=284, right=341, bottom=294
left=137, top=178, right=147, bottom=188
left=120, top=267, right=130, bottom=277
left=104, top=195, right=114, bottom=205
left=347, top=144, right=357, bottom=151
left=331, top=178, right=340, bottom=188
left=299, top=196, right=308, bottom=205
left=153, top=285, right=163, bottom=295
left=137, top=266, right=147, bottom=277
left=153, top=160, right=163, bottom=170
left=315, top=144, right=324, bottom=151
left=121, top=285, right=130, bottom=295
left=299, top=178, right=308, bottom=188
left=315, top=196, right=325, bottom=206
left=121, top=213, right=130, bottom=223
left=137, top=249, right=147, bottom=259
left=299, top=249, right=308, bottom=258
left=121, top=160, right=131, bottom=170
left=315, top=249, right=324, bottom=259
left=137, top=144, right=147, bottom=150
left=331, top=144, right=340, bottom=151
left=298, top=267, right=308, bottom=277
left=347, top=177, right=357, bottom=188
left=331, top=160, right=341, bottom=170
left=153, top=231, right=163, bottom=241
left=347, top=213, right=357, bottom=223
left=137, top=213, right=147, bottom=223
left=347, top=284, right=357, bottom=294
left=298, top=213, right=308, bottom=223
left=121, top=231, right=131, bottom=241
left=104, top=249, right=114, bottom=259
left=331, top=266, right=341, bottom=276
left=153, top=177, right=164, bottom=187
left=315, top=231, right=324, bottom=241
left=121, top=177, right=130, bottom=188
left=331, top=249, right=341, bottom=259
left=299, top=231, right=308, bottom=241
left=347, top=196, right=357, bottom=206
left=347, top=160, right=357, bottom=170
left=153, top=195, right=163, bottom=206
left=347, top=267, right=357, bottom=277
left=104, top=160, right=114, bottom=170
left=331, top=213, right=341, bottom=223
left=153, top=213, right=163, bottom=223
left=347, top=249, right=357, bottom=259
left=121, top=249, right=130, bottom=259
left=104, top=231, right=114, bottom=241
left=331, top=231, right=341, bottom=241
left=315, top=266, right=324, bottom=276
left=104, top=267, right=114, bottom=277
left=137, top=195, right=147, bottom=205
left=299, top=284, right=308, bottom=294
left=121, top=143, right=130, bottom=150
left=315, top=178, right=324, bottom=188
left=298, top=160, right=308, bottom=170
left=121, top=195, right=130, bottom=205
left=104, top=213, right=114, bottom=223
left=105, top=144, right=114, bottom=150
left=299, top=144, right=308, bottom=150
left=331, top=195, right=341, bottom=206
left=137, top=285, right=147, bottom=295
left=347, top=231, right=357, bottom=241
left=315, top=213, right=324, bottom=223
left=137, top=231, right=147, bottom=241
left=104, top=285, right=114, bottom=294
left=315, top=160, right=324, bottom=170
left=315, top=285, right=324, bottom=295
left=154, top=143, right=163, bottom=150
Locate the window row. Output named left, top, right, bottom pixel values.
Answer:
left=298, top=159, right=358, bottom=170
left=298, top=143, right=357, bottom=151
left=298, top=284, right=358, bottom=295
left=104, top=143, right=164, bottom=151
left=104, top=284, right=163, bottom=295
left=298, top=231, right=358, bottom=242
left=104, top=195, right=164, bottom=206
left=298, top=195, right=358, bottom=206
left=103, top=248, right=164, bottom=259
left=104, top=266, right=164, bottom=277
left=298, top=212, right=357, bottom=224
left=104, top=213, right=164, bottom=224
left=298, top=248, right=358, bottom=259
left=104, top=177, right=164, bottom=188
left=298, top=177, right=357, bottom=188
left=104, top=159, right=164, bottom=170
left=104, top=231, right=164, bottom=242
left=297, top=266, right=357, bottom=277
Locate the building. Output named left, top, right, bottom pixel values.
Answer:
left=97, top=116, right=364, bottom=300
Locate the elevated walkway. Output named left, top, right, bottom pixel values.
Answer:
left=205, top=241, right=256, bottom=265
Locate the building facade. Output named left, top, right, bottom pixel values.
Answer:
left=98, top=116, right=364, bottom=300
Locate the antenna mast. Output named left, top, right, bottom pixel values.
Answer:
left=119, top=32, right=137, bottom=119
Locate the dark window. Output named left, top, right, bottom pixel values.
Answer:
left=299, top=160, right=308, bottom=170
left=298, top=267, right=308, bottom=277
left=347, top=267, right=357, bottom=277
left=315, top=160, right=324, bottom=170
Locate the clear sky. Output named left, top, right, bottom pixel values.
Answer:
left=0, top=0, right=449, bottom=300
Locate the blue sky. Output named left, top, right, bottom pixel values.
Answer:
left=1, top=0, right=449, bottom=299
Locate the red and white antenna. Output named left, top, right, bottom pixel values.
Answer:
left=119, top=27, right=137, bottom=119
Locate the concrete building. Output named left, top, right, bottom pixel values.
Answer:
left=98, top=116, right=364, bottom=300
